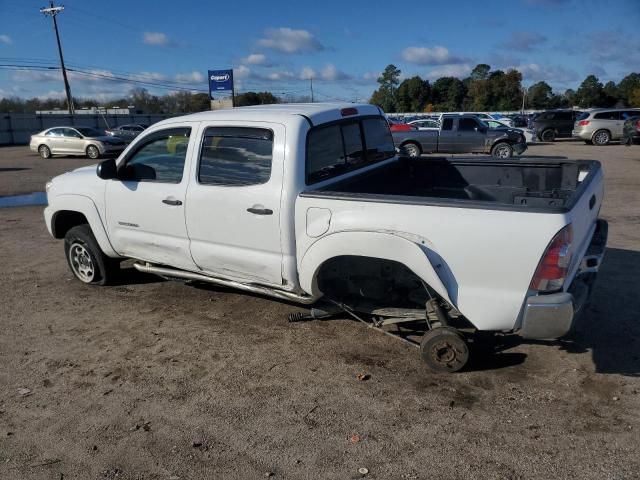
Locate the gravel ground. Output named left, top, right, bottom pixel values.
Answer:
left=0, top=141, right=639, bottom=479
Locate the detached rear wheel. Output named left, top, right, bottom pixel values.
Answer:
left=64, top=225, right=117, bottom=285
left=491, top=142, right=513, bottom=159
left=420, top=327, right=469, bottom=373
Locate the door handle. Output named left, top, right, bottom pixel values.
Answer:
left=162, top=198, right=183, bottom=206
left=247, top=207, right=273, bottom=215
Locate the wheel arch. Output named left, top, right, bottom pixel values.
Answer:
left=48, top=195, right=119, bottom=258
left=591, top=128, right=612, bottom=142
left=298, top=231, right=455, bottom=306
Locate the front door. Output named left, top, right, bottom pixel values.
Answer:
left=456, top=117, right=486, bottom=153
left=185, top=123, right=284, bottom=286
left=63, top=128, right=85, bottom=154
left=105, top=125, right=197, bottom=270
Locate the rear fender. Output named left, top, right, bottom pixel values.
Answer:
left=298, top=231, right=454, bottom=305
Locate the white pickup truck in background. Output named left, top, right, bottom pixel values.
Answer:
left=44, top=103, right=607, bottom=372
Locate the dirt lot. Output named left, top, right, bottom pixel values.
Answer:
left=1, top=142, right=639, bottom=479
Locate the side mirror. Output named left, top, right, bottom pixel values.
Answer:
left=97, top=158, right=117, bottom=180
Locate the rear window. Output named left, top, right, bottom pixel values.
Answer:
left=306, top=116, right=395, bottom=185
left=576, top=112, right=589, bottom=121
left=441, top=118, right=454, bottom=130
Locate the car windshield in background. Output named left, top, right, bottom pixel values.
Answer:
left=306, top=116, right=395, bottom=185
left=76, top=127, right=104, bottom=137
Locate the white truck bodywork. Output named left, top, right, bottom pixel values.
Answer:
left=44, top=103, right=606, bottom=340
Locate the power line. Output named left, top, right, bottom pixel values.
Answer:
left=40, top=2, right=74, bottom=114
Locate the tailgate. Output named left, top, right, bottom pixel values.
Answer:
left=565, top=166, right=604, bottom=286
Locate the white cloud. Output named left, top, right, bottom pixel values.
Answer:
left=265, top=70, right=295, bottom=81
left=0, top=34, right=12, bottom=45
left=425, top=63, right=473, bottom=80
left=143, top=32, right=170, bottom=46
left=175, top=71, right=204, bottom=83
left=257, top=27, right=324, bottom=54
left=233, top=65, right=252, bottom=80
left=242, top=53, right=267, bottom=65
left=401, top=46, right=464, bottom=65
left=299, top=67, right=316, bottom=80
left=320, top=64, right=351, bottom=81
left=510, top=63, right=578, bottom=84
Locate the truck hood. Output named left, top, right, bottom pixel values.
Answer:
left=47, top=164, right=105, bottom=200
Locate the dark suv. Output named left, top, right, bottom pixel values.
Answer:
left=533, top=110, right=583, bottom=142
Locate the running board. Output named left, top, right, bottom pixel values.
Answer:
left=132, top=262, right=316, bottom=304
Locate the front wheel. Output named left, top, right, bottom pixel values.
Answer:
left=86, top=145, right=100, bottom=159
left=592, top=130, right=610, bottom=146
left=420, top=327, right=469, bottom=373
left=491, top=142, right=513, bottom=159
left=540, top=129, right=556, bottom=142
left=401, top=142, right=421, bottom=158
left=64, top=225, right=118, bottom=285
left=38, top=145, right=51, bottom=159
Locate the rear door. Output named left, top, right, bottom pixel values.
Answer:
left=437, top=117, right=456, bottom=152
left=185, top=122, right=285, bottom=285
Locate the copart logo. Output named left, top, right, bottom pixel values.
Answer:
left=210, top=74, right=230, bottom=82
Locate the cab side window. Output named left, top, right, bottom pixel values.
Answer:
left=441, top=118, right=454, bottom=130
left=198, top=127, right=273, bottom=186
left=121, top=128, right=191, bottom=183
left=458, top=118, right=479, bottom=131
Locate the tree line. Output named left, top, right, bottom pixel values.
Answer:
left=0, top=87, right=280, bottom=114
left=370, top=64, right=640, bottom=112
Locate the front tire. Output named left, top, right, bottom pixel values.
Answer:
left=401, top=142, right=421, bottom=158
left=38, top=145, right=51, bottom=159
left=540, top=129, right=556, bottom=142
left=592, top=130, right=610, bottom=146
left=64, top=225, right=117, bottom=285
left=420, top=327, right=469, bottom=373
left=86, top=145, right=100, bottom=159
left=491, top=142, right=513, bottom=159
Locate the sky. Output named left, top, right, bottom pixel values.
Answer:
left=0, top=0, right=639, bottom=103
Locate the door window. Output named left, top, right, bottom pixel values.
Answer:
left=441, top=118, right=454, bottom=130
left=63, top=128, right=82, bottom=138
left=121, top=128, right=191, bottom=183
left=46, top=128, right=64, bottom=136
left=198, top=127, right=273, bottom=186
left=458, top=118, right=480, bottom=131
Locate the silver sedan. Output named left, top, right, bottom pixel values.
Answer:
left=29, top=126, right=126, bottom=159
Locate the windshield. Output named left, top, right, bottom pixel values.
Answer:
left=306, top=116, right=396, bottom=185
left=76, top=127, right=104, bottom=137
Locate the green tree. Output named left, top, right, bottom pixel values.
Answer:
left=396, top=76, right=430, bottom=112
left=234, top=91, right=279, bottom=106
left=575, top=75, right=605, bottom=108
left=369, top=64, right=401, bottom=112
left=563, top=89, right=577, bottom=107
left=527, top=81, right=553, bottom=109
left=431, top=77, right=466, bottom=111
left=470, top=64, right=491, bottom=81
left=629, top=87, right=640, bottom=107
left=617, top=73, right=640, bottom=106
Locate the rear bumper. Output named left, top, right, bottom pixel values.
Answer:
left=520, top=219, right=608, bottom=340
left=572, top=129, right=592, bottom=140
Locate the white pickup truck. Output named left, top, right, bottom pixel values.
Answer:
left=44, top=103, right=607, bottom=372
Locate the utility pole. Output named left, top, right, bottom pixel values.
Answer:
left=521, top=86, right=526, bottom=114
left=40, top=2, right=74, bottom=115
left=310, top=77, right=314, bottom=103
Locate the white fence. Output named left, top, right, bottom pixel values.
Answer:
left=0, top=113, right=177, bottom=145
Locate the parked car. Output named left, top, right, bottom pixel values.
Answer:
left=387, top=118, right=416, bottom=132
left=408, top=119, right=440, bottom=130
left=105, top=124, right=148, bottom=142
left=394, top=114, right=527, bottom=158
left=30, top=127, right=126, bottom=159
left=572, top=108, right=640, bottom=145
left=43, top=103, right=607, bottom=372
left=533, top=110, right=584, bottom=142
left=482, top=119, right=536, bottom=143
left=621, top=115, right=640, bottom=145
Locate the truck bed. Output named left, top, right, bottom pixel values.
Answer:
left=302, top=157, right=600, bottom=213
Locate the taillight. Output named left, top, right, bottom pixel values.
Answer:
left=530, top=224, right=573, bottom=292
left=636, top=120, right=640, bottom=131
left=578, top=120, right=590, bottom=126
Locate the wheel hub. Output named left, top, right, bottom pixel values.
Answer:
left=70, top=243, right=94, bottom=282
